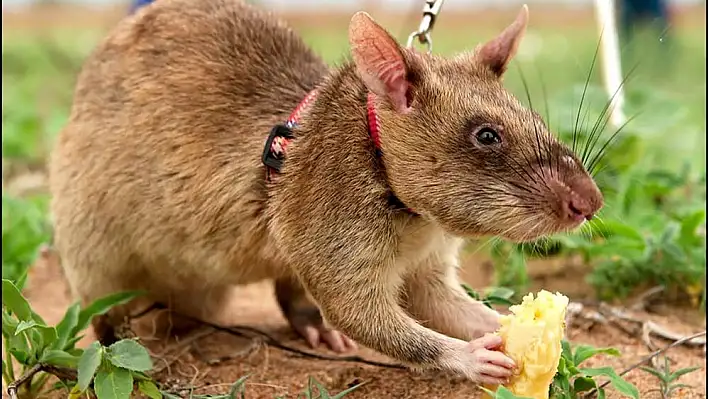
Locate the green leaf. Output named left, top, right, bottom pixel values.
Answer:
left=35, top=325, right=58, bottom=349
left=94, top=366, right=134, bottom=399
left=309, top=377, right=331, bottom=399
left=106, top=339, right=153, bottom=372
left=14, top=320, right=38, bottom=335
left=485, top=386, right=534, bottom=399
left=132, top=371, right=152, bottom=381
left=581, top=367, right=639, bottom=399
left=668, top=366, right=702, bottom=382
left=573, top=345, right=621, bottom=366
left=161, top=392, right=182, bottom=399
left=228, top=374, right=249, bottom=399
left=561, top=340, right=573, bottom=365
left=331, top=381, right=364, bottom=399
left=593, top=220, right=645, bottom=243
left=462, top=283, right=482, bottom=301
left=65, top=335, right=84, bottom=350
left=573, top=376, right=598, bottom=393
left=485, top=286, right=516, bottom=300
left=666, top=383, right=694, bottom=396
left=2, top=279, right=32, bottom=321
left=557, top=356, right=573, bottom=379
left=9, top=347, right=30, bottom=365
left=77, top=341, right=103, bottom=391
left=138, top=380, right=162, bottom=399
left=552, top=372, right=572, bottom=399
left=30, top=309, right=46, bottom=325
left=660, top=223, right=680, bottom=245
left=68, top=384, right=83, bottom=399
left=73, top=291, right=144, bottom=336
left=53, top=302, right=80, bottom=350
left=679, top=209, right=705, bottom=246
left=2, top=308, right=19, bottom=337
left=478, top=386, right=496, bottom=397
left=6, top=324, right=31, bottom=364
left=40, top=349, right=80, bottom=368
left=639, top=366, right=669, bottom=383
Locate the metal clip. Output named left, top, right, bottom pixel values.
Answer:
left=406, top=0, right=445, bottom=53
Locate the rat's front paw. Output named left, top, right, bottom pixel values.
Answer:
left=463, top=334, right=516, bottom=385
left=287, top=305, right=358, bottom=353
left=469, top=304, right=503, bottom=339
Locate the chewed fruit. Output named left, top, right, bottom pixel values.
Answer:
left=489, top=290, right=569, bottom=399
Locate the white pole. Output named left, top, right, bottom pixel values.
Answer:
left=593, top=0, right=627, bottom=129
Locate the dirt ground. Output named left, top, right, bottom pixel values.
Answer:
left=3, top=3, right=707, bottom=399
left=12, top=245, right=705, bottom=399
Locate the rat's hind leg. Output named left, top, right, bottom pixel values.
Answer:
left=274, top=275, right=357, bottom=353
left=136, top=275, right=238, bottom=338
left=62, top=258, right=148, bottom=345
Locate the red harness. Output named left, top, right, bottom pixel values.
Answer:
left=261, top=90, right=416, bottom=215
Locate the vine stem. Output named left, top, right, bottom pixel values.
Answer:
left=584, top=330, right=707, bottom=397
left=6, top=363, right=41, bottom=399
left=6, top=363, right=78, bottom=399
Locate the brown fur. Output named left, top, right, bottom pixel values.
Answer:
left=49, top=0, right=602, bottom=384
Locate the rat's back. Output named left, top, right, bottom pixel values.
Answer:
left=49, top=0, right=328, bottom=305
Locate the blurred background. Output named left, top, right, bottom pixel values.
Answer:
left=2, top=0, right=706, bottom=310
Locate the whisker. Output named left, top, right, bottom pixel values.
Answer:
left=587, top=113, right=640, bottom=174
left=581, top=61, right=641, bottom=167
left=490, top=148, right=544, bottom=191
left=517, top=66, right=547, bottom=180
left=574, top=28, right=604, bottom=154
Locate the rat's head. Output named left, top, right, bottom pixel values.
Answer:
left=348, top=6, right=603, bottom=242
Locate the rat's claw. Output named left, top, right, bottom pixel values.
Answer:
left=288, top=307, right=357, bottom=353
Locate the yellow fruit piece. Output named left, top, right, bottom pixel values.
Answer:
left=491, top=290, right=569, bottom=399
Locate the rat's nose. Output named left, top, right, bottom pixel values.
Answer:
left=565, top=198, right=594, bottom=222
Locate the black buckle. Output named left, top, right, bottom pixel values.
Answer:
left=262, top=124, right=295, bottom=172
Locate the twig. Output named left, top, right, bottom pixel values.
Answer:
left=131, top=305, right=405, bottom=370
left=6, top=363, right=78, bottom=399
left=6, top=364, right=41, bottom=399
left=597, top=303, right=706, bottom=360
left=151, top=327, right=216, bottom=375
left=584, top=330, right=707, bottom=398
left=193, top=335, right=262, bottom=366
left=630, top=286, right=665, bottom=311
left=205, top=321, right=405, bottom=369
left=643, top=321, right=706, bottom=346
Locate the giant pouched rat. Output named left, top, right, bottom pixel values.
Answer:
left=48, top=0, right=603, bottom=385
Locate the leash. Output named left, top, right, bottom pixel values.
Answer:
left=406, top=0, right=446, bottom=54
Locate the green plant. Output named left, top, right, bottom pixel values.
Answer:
left=463, top=284, right=516, bottom=308
left=640, top=356, right=701, bottom=398
left=292, top=376, right=362, bottom=399
left=69, top=339, right=159, bottom=399
left=1, top=195, right=51, bottom=289
left=487, top=241, right=530, bottom=296
left=2, top=278, right=149, bottom=398
left=550, top=341, right=639, bottom=399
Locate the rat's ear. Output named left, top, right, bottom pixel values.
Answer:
left=475, top=4, right=529, bottom=77
left=349, top=11, right=412, bottom=114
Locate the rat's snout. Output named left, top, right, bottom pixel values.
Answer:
left=564, top=193, right=597, bottom=222
left=547, top=170, right=604, bottom=226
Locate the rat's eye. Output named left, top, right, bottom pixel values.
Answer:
left=475, top=127, right=501, bottom=146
